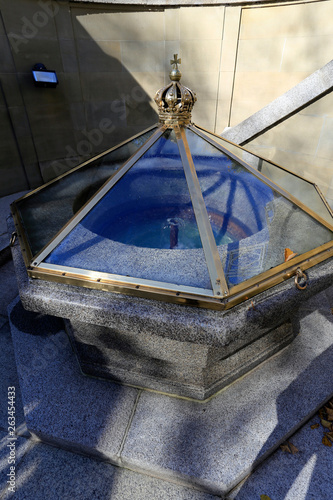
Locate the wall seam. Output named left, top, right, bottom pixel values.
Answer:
left=69, top=5, right=87, bottom=139
left=0, top=79, right=31, bottom=190
left=227, top=7, right=242, bottom=128
left=0, top=11, right=43, bottom=188
left=117, top=390, right=142, bottom=463
left=213, top=6, right=226, bottom=133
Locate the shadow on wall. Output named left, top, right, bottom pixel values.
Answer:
left=0, top=0, right=160, bottom=196
left=46, top=4, right=160, bottom=181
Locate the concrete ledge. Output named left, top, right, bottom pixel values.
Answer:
left=69, top=0, right=296, bottom=5
left=8, top=284, right=333, bottom=496
left=222, top=60, right=333, bottom=145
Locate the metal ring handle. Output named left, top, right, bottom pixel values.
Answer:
left=295, top=268, right=308, bottom=290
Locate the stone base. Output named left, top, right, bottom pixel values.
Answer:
left=66, top=319, right=295, bottom=400
left=8, top=290, right=333, bottom=497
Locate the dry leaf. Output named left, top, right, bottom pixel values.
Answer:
left=288, top=441, right=299, bottom=454
left=321, top=419, right=333, bottom=431
left=260, top=495, right=272, bottom=500
left=328, top=401, right=333, bottom=409
left=322, top=435, right=332, bottom=447
left=310, top=423, right=320, bottom=429
left=326, top=432, right=333, bottom=443
left=319, top=409, right=326, bottom=419
left=248, top=300, right=255, bottom=310
left=284, top=248, right=297, bottom=262
left=280, top=443, right=291, bottom=453
left=324, top=406, right=333, bottom=421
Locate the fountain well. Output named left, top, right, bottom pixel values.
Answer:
left=10, top=55, right=333, bottom=399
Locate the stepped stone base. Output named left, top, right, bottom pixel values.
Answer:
left=8, top=286, right=333, bottom=497
left=67, top=319, right=294, bottom=400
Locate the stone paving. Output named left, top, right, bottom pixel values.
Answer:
left=0, top=193, right=332, bottom=499
left=0, top=260, right=218, bottom=500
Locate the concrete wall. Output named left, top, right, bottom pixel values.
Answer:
left=230, top=1, right=333, bottom=207
left=0, top=0, right=332, bottom=202
left=247, top=92, right=333, bottom=208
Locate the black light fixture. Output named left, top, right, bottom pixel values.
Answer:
left=32, top=63, right=58, bottom=88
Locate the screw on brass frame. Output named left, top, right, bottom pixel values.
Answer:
left=10, top=231, right=17, bottom=247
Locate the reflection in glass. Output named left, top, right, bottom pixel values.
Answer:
left=258, top=160, right=332, bottom=224
left=16, top=129, right=156, bottom=256
left=193, top=127, right=332, bottom=225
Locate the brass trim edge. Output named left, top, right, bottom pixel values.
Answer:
left=33, top=262, right=213, bottom=297
left=26, top=241, right=333, bottom=311
left=28, top=267, right=221, bottom=310
left=176, top=125, right=229, bottom=297
left=223, top=241, right=333, bottom=309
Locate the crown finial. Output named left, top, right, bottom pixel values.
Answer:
left=169, top=54, right=181, bottom=82
left=154, top=55, right=197, bottom=126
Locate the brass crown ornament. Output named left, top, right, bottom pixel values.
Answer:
left=154, top=55, right=197, bottom=126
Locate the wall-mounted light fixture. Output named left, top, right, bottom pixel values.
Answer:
left=32, top=63, right=58, bottom=88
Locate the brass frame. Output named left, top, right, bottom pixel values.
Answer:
left=10, top=123, right=333, bottom=311
left=175, top=126, right=228, bottom=296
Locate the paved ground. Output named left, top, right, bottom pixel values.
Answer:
left=0, top=193, right=332, bottom=499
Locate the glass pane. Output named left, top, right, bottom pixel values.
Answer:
left=193, top=128, right=261, bottom=168
left=185, top=128, right=333, bottom=287
left=259, top=160, right=332, bottom=224
left=193, top=127, right=333, bottom=225
left=44, top=130, right=212, bottom=290
left=15, top=129, right=156, bottom=256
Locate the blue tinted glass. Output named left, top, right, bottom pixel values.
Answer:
left=45, top=130, right=212, bottom=290
left=186, top=128, right=332, bottom=287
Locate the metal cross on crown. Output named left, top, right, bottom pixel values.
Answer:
left=170, top=54, right=181, bottom=70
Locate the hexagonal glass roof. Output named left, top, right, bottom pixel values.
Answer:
left=11, top=57, right=333, bottom=309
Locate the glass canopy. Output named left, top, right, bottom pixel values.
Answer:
left=11, top=56, right=333, bottom=310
